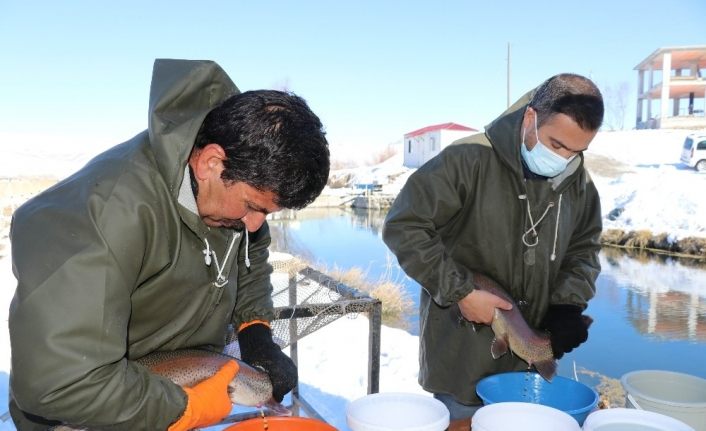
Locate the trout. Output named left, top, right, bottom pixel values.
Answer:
left=136, top=349, right=276, bottom=407
left=50, top=349, right=287, bottom=430
left=472, top=273, right=558, bottom=382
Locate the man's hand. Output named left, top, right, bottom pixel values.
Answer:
left=458, top=288, right=512, bottom=325
left=540, top=304, right=593, bottom=359
left=238, top=322, right=297, bottom=402
left=168, top=360, right=238, bottom=431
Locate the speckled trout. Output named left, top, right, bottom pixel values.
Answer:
left=51, top=349, right=287, bottom=430
left=137, top=349, right=277, bottom=407
left=473, top=273, right=558, bottom=382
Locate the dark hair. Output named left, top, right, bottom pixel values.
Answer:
left=195, top=90, right=330, bottom=209
left=530, top=73, right=604, bottom=131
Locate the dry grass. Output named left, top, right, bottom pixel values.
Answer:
left=623, top=230, right=653, bottom=249
left=601, top=228, right=706, bottom=259
left=576, top=367, right=625, bottom=408
left=330, top=159, right=359, bottom=170
left=326, top=172, right=354, bottom=189
left=326, top=264, right=414, bottom=330
left=365, top=145, right=398, bottom=166
left=583, top=152, right=633, bottom=178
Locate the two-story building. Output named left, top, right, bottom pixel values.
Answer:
left=635, top=45, right=706, bottom=129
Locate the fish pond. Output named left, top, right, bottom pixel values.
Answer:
left=268, top=207, right=706, bottom=384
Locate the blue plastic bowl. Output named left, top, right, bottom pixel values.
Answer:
left=476, top=371, right=599, bottom=426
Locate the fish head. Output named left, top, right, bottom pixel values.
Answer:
left=229, top=362, right=274, bottom=407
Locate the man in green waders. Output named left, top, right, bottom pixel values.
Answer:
left=9, top=59, right=330, bottom=430
left=383, top=73, right=604, bottom=422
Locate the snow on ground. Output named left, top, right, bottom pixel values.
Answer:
left=328, top=128, right=706, bottom=239
left=0, top=128, right=705, bottom=429
left=586, top=129, right=706, bottom=239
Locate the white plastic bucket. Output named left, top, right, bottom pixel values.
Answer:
left=621, top=370, right=706, bottom=431
left=472, top=402, right=581, bottom=431
left=346, top=392, right=449, bottom=431
left=582, top=408, right=695, bottom=431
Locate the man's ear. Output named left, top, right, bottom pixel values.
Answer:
left=190, top=143, right=226, bottom=181
left=522, top=107, right=534, bottom=132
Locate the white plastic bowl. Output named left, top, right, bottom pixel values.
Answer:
left=472, top=401, right=581, bottom=431
left=583, top=408, right=696, bottom=431
left=621, top=370, right=706, bottom=431
left=345, top=392, right=449, bottom=431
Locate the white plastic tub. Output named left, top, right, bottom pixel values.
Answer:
left=621, top=370, right=706, bottom=431
left=472, top=402, right=581, bottom=431
left=346, top=392, right=449, bottom=431
left=582, top=408, right=695, bottom=431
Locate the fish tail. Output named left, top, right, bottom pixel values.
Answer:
left=264, top=399, right=292, bottom=416
left=534, top=358, right=557, bottom=382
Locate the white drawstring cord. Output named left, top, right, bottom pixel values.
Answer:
left=550, top=194, right=563, bottom=262
left=202, top=239, right=212, bottom=266
left=519, top=194, right=555, bottom=247
left=244, top=231, right=251, bottom=269
left=202, top=232, right=238, bottom=287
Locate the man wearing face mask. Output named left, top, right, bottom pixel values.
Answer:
left=382, top=73, right=603, bottom=422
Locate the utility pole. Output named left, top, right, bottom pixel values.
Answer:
left=506, top=42, right=511, bottom=108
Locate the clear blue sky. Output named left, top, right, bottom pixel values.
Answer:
left=1, top=0, right=704, bottom=162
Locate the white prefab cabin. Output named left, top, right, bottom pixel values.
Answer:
left=403, top=122, right=477, bottom=168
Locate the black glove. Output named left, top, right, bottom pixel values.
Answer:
left=238, top=323, right=298, bottom=402
left=540, top=304, right=593, bottom=359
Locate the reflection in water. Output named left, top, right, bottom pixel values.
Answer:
left=268, top=208, right=316, bottom=261
left=269, top=207, right=706, bottom=379
left=269, top=207, right=389, bottom=260
left=348, top=207, right=387, bottom=235
left=626, top=289, right=706, bottom=341
left=601, top=248, right=706, bottom=342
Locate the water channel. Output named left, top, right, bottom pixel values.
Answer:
left=268, top=207, right=706, bottom=382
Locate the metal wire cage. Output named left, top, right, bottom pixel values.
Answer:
left=223, top=254, right=382, bottom=422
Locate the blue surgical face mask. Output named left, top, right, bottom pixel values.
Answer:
left=521, top=114, right=576, bottom=177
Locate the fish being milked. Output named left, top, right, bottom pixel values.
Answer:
left=472, top=273, right=558, bottom=381
left=136, top=349, right=278, bottom=408
left=50, top=349, right=288, bottom=430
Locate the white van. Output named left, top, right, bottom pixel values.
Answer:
left=680, top=132, right=706, bottom=172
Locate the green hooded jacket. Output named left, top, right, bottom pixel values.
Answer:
left=382, top=90, right=602, bottom=405
left=9, top=59, right=275, bottom=429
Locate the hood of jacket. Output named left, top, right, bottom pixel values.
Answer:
left=148, top=59, right=240, bottom=199
left=483, top=89, right=586, bottom=193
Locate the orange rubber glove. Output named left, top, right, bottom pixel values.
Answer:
left=168, top=360, right=239, bottom=431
